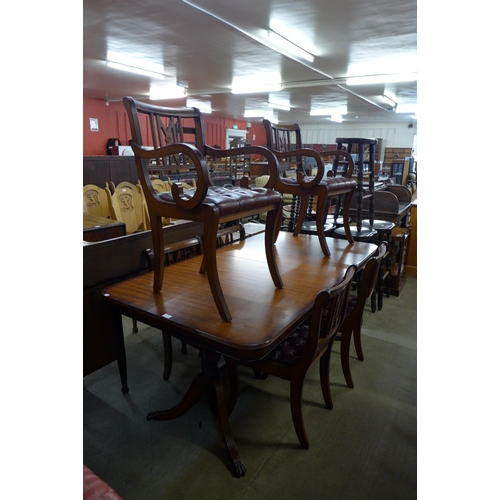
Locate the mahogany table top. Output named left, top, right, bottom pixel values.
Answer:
left=103, top=232, right=377, bottom=361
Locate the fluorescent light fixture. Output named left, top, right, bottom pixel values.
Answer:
left=382, top=94, right=396, bottom=106
left=268, top=101, right=290, bottom=111
left=149, top=85, right=187, bottom=100
left=330, top=115, right=343, bottom=123
left=106, top=61, right=166, bottom=79
left=186, top=98, right=212, bottom=114
left=266, top=29, right=314, bottom=63
left=310, top=107, right=347, bottom=116
left=231, top=83, right=283, bottom=94
left=346, top=73, right=417, bottom=85
left=396, top=103, right=417, bottom=114
left=244, top=109, right=275, bottom=119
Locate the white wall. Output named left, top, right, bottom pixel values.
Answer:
left=299, top=122, right=417, bottom=159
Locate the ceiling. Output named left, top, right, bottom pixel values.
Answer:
left=83, top=0, right=417, bottom=126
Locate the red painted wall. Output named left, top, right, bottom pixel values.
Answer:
left=83, top=98, right=268, bottom=156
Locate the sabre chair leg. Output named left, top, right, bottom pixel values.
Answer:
left=203, top=215, right=232, bottom=322
left=340, top=327, right=355, bottom=389
left=314, top=190, right=331, bottom=257
left=353, top=320, right=364, bottom=362
left=152, top=216, right=165, bottom=292
left=290, top=377, right=309, bottom=449
left=264, top=205, right=284, bottom=289
left=319, top=345, right=334, bottom=410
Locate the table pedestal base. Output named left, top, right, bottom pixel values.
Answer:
left=147, top=350, right=246, bottom=477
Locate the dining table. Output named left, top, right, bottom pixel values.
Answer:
left=102, top=231, right=378, bottom=477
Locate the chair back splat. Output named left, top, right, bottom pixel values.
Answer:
left=263, top=120, right=357, bottom=256
left=122, top=97, right=284, bottom=322
left=231, top=265, right=356, bottom=449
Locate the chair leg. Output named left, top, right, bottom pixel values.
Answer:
left=202, top=215, right=232, bottom=322
left=289, top=377, right=309, bottom=449
left=341, top=190, right=355, bottom=244
left=353, top=320, right=364, bottom=362
left=319, top=345, right=334, bottom=410
left=340, top=327, right=354, bottom=388
left=161, top=331, right=173, bottom=381
left=313, top=190, right=331, bottom=257
left=292, top=195, right=309, bottom=236
left=264, top=205, right=284, bottom=289
left=151, top=216, right=165, bottom=292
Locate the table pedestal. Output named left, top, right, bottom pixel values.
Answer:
left=146, top=349, right=245, bottom=477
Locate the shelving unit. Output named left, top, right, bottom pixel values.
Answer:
left=383, top=147, right=413, bottom=186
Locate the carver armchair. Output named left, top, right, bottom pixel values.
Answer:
left=262, top=120, right=357, bottom=256
left=123, top=97, right=283, bottom=322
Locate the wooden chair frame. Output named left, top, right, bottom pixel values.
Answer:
left=232, top=265, right=356, bottom=449
left=337, top=242, right=387, bottom=388
left=262, top=120, right=356, bottom=256
left=123, top=97, right=284, bottom=322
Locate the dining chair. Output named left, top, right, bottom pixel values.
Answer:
left=262, top=120, right=357, bottom=256
left=233, top=265, right=356, bottom=449
left=336, top=242, right=387, bottom=388
left=123, top=96, right=284, bottom=322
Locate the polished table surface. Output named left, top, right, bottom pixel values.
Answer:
left=103, top=232, right=377, bottom=361
left=102, top=231, right=377, bottom=476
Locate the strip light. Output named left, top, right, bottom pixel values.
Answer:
left=149, top=85, right=187, bottom=100
left=106, top=61, right=166, bottom=79
left=266, top=29, right=314, bottom=63
left=187, top=98, right=212, bottom=114
left=310, top=107, right=347, bottom=116
left=268, top=101, right=290, bottom=111
left=346, top=73, right=417, bottom=85
left=231, top=83, right=282, bottom=94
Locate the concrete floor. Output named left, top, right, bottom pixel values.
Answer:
left=83, top=276, right=417, bottom=500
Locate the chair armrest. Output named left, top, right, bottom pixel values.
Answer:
left=206, top=145, right=280, bottom=189
left=131, top=142, right=209, bottom=210
left=320, top=150, right=355, bottom=178
left=271, top=148, right=325, bottom=189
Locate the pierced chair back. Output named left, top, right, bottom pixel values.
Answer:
left=123, top=96, right=284, bottom=322
left=262, top=119, right=357, bottom=256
